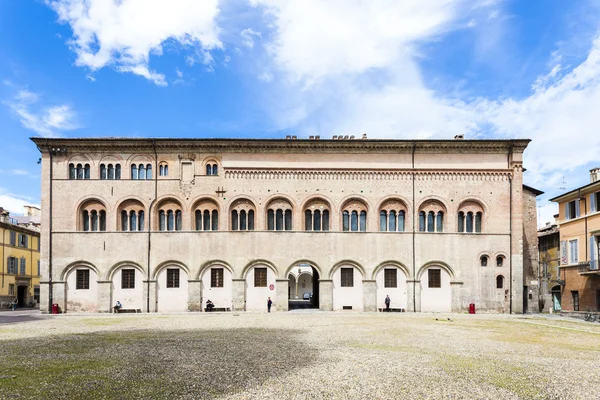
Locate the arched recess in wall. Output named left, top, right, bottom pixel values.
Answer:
left=340, top=197, right=369, bottom=232
left=417, top=261, right=454, bottom=313
left=153, top=197, right=184, bottom=231
left=154, top=261, right=190, bottom=312
left=106, top=261, right=146, bottom=311
left=265, top=196, right=295, bottom=231
left=63, top=261, right=101, bottom=313
left=117, top=198, right=147, bottom=232
left=77, top=198, right=108, bottom=232
left=302, top=196, right=332, bottom=232
left=372, top=261, right=410, bottom=310
left=378, top=198, right=409, bottom=232
left=330, top=260, right=365, bottom=311
left=198, top=260, right=234, bottom=310
left=457, top=199, right=486, bottom=233
left=417, top=198, right=447, bottom=233
left=229, top=197, right=257, bottom=231
left=243, top=260, right=279, bottom=311
left=191, top=197, right=220, bottom=231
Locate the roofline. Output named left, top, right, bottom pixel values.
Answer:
left=523, top=184, right=544, bottom=196
left=550, top=180, right=600, bottom=202
left=0, top=221, right=41, bottom=236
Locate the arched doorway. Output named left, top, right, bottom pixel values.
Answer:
left=551, top=285, right=561, bottom=312
left=288, top=263, right=320, bottom=310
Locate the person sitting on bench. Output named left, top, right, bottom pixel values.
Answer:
left=112, top=300, right=122, bottom=313
left=206, top=299, right=215, bottom=312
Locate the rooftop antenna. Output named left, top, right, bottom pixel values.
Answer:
left=558, top=176, right=566, bottom=192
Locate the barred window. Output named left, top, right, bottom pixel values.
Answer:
left=428, top=269, right=441, bottom=288
left=254, top=267, right=267, bottom=287
left=76, top=269, right=90, bottom=290
left=384, top=268, right=397, bottom=288
left=211, top=268, right=224, bottom=288
left=121, top=269, right=135, bottom=289
left=166, top=268, right=180, bottom=288
left=341, top=268, right=354, bottom=287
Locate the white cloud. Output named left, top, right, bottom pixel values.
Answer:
left=10, top=170, right=28, bottom=176
left=0, top=188, right=37, bottom=215
left=240, top=28, right=261, bottom=49
left=4, top=89, right=78, bottom=137
left=46, top=0, right=222, bottom=85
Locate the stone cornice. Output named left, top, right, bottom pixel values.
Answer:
left=225, top=168, right=512, bottom=181
left=31, top=137, right=531, bottom=155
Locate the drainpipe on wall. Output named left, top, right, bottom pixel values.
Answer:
left=47, top=141, right=54, bottom=313
left=2, top=228, right=6, bottom=288
left=508, top=145, right=513, bottom=314
left=580, top=190, right=588, bottom=263
left=412, top=142, right=416, bottom=313
left=146, top=139, right=158, bottom=313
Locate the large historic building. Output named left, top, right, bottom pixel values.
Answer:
left=33, top=136, right=536, bottom=314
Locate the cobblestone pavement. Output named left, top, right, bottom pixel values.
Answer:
left=0, top=312, right=599, bottom=399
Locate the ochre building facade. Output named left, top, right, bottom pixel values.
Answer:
left=33, top=137, right=533, bottom=314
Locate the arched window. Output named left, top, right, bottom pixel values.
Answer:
left=159, top=162, right=169, bottom=177
left=69, top=163, right=76, bottom=179
left=419, top=200, right=445, bottom=233
left=458, top=201, right=484, bottom=234
left=496, top=275, right=504, bottom=289
left=458, top=211, right=464, bottom=232
left=342, top=199, right=367, bottom=232
left=212, top=164, right=218, bottom=175
left=481, top=255, right=488, bottom=267
left=206, top=164, right=212, bottom=175
left=79, top=200, right=106, bottom=232
left=121, top=210, right=128, bottom=231
left=343, top=211, right=349, bottom=231
left=138, top=210, right=144, bottom=231
left=131, top=164, right=138, bottom=180
left=359, top=211, right=366, bottom=232
left=107, top=164, right=115, bottom=180
left=304, top=199, right=330, bottom=232
left=398, top=211, right=405, bottom=232
left=230, top=199, right=255, bottom=231
left=139, top=164, right=146, bottom=180
left=351, top=211, right=358, bottom=231
left=175, top=210, right=182, bottom=231
left=129, top=211, right=137, bottom=231
left=77, top=164, right=83, bottom=179
left=211, top=210, right=218, bottom=231
left=146, top=164, right=152, bottom=179
left=159, top=210, right=166, bottom=231
left=388, top=210, right=396, bottom=232
left=167, top=211, right=174, bottom=231
left=496, top=256, right=504, bottom=267
left=203, top=210, right=210, bottom=231
left=84, top=164, right=90, bottom=179
left=115, top=164, right=121, bottom=179
left=100, top=164, right=107, bottom=180
left=380, top=211, right=387, bottom=232
left=267, top=198, right=293, bottom=231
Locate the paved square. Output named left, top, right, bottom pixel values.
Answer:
left=1, top=311, right=599, bottom=399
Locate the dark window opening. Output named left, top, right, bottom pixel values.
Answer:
left=76, top=269, right=90, bottom=290
left=166, top=268, right=180, bottom=288
left=428, top=269, right=441, bottom=288
left=121, top=269, right=135, bottom=289
left=341, top=268, right=354, bottom=287
left=254, top=267, right=267, bottom=287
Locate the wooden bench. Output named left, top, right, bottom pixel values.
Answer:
left=378, top=307, right=405, bottom=312
left=116, top=308, right=142, bottom=313
left=204, top=307, right=231, bottom=312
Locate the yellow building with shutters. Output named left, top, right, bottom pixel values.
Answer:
left=0, top=208, right=41, bottom=308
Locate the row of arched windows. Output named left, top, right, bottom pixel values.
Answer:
left=82, top=210, right=106, bottom=231
left=100, top=163, right=121, bottom=180
left=77, top=197, right=488, bottom=233
left=131, top=164, right=153, bottom=180
left=69, top=163, right=90, bottom=180
left=206, top=163, right=218, bottom=176
left=481, top=255, right=505, bottom=267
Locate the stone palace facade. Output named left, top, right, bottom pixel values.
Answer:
left=32, top=136, right=534, bottom=314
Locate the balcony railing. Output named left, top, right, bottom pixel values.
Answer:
left=578, top=260, right=599, bottom=273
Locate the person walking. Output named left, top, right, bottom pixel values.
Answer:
left=385, top=295, right=391, bottom=312
left=10, top=298, right=18, bottom=311
left=267, top=297, right=273, bottom=313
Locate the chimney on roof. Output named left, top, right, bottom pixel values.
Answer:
left=315, top=135, right=320, bottom=140
left=362, top=133, right=367, bottom=139
left=349, top=135, right=355, bottom=140
left=309, top=135, right=315, bottom=140
left=286, top=135, right=291, bottom=140
left=344, top=135, right=349, bottom=140
left=332, top=135, right=338, bottom=140
left=590, top=167, right=600, bottom=183
left=292, top=135, right=297, bottom=140
left=454, top=134, right=464, bottom=140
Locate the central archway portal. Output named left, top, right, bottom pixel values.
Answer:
left=288, top=264, right=320, bottom=310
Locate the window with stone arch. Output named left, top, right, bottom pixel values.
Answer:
left=193, top=199, right=219, bottom=231
left=155, top=198, right=183, bottom=231
left=457, top=200, right=484, bottom=233
left=304, top=198, right=330, bottom=231
left=158, top=161, right=169, bottom=177
left=79, top=199, right=107, bottom=232
left=230, top=198, right=256, bottom=231
left=496, top=275, right=504, bottom=289
left=118, top=199, right=146, bottom=232
left=480, top=255, right=489, bottom=267
left=69, top=163, right=91, bottom=180
left=131, top=163, right=153, bottom=180
left=379, top=199, right=408, bottom=232
left=418, top=200, right=445, bottom=233
left=496, top=255, right=505, bottom=267
left=205, top=159, right=219, bottom=176
left=341, top=198, right=368, bottom=232
left=266, top=198, right=293, bottom=231
left=100, top=163, right=122, bottom=180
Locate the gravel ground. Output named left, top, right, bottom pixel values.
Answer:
left=0, top=311, right=599, bottom=399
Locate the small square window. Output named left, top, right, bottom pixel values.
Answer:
left=211, top=268, right=224, bottom=288
left=76, top=269, right=90, bottom=290
left=254, top=268, right=267, bottom=287
left=341, top=268, right=354, bottom=287
left=428, top=269, right=441, bottom=288
left=121, top=269, right=135, bottom=289
left=166, top=268, right=180, bottom=288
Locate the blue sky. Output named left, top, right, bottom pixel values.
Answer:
left=1, top=0, right=599, bottom=226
